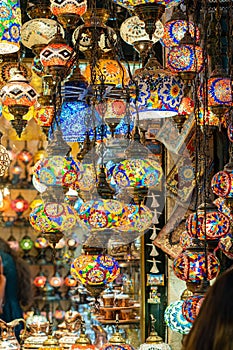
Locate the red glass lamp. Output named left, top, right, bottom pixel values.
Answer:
left=182, top=295, right=204, bottom=323
left=11, top=193, right=29, bottom=216
left=173, top=249, right=220, bottom=283
left=51, top=0, right=87, bottom=28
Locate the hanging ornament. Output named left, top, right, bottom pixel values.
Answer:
left=0, top=132, right=10, bottom=176
left=11, top=193, right=29, bottom=216
left=51, top=0, right=87, bottom=28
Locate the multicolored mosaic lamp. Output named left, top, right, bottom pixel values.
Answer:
left=34, top=95, right=55, bottom=138
left=100, top=319, right=135, bottom=350
left=186, top=203, right=230, bottom=241
left=50, top=0, right=87, bottom=28
left=29, top=201, right=80, bottom=244
left=0, top=133, right=10, bottom=176
left=182, top=295, right=204, bottom=323
left=206, top=66, right=232, bottom=117
left=167, top=33, right=204, bottom=81
left=112, top=0, right=181, bottom=40
left=77, top=199, right=125, bottom=230
left=161, top=20, right=200, bottom=47
left=173, top=249, right=220, bottom=283
left=71, top=247, right=120, bottom=298
left=0, top=71, right=38, bottom=137
left=118, top=203, right=153, bottom=233
left=130, top=62, right=184, bottom=120
left=0, top=0, right=21, bottom=54
left=164, top=300, right=192, bottom=335
left=211, top=162, right=233, bottom=208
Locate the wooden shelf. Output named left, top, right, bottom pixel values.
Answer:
left=96, top=318, right=140, bottom=325
left=100, top=304, right=140, bottom=311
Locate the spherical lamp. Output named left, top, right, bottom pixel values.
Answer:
left=173, top=250, right=220, bottom=283
left=50, top=0, right=87, bottom=28
left=182, top=295, right=204, bottom=323
left=161, top=20, right=200, bottom=47
left=164, top=300, right=192, bottom=335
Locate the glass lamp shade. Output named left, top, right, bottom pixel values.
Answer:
left=118, top=204, right=153, bottom=232
left=186, top=210, right=230, bottom=240
left=50, top=0, right=87, bottom=17
left=0, top=62, right=32, bottom=90
left=84, top=59, right=128, bottom=86
left=120, top=16, right=164, bottom=45
left=167, top=45, right=204, bottom=74
left=34, top=235, right=49, bottom=249
left=34, top=105, right=55, bottom=128
left=40, top=39, right=73, bottom=78
left=164, top=300, right=192, bottom=334
left=0, top=197, right=11, bottom=212
left=12, top=161, right=23, bottom=175
left=49, top=275, right=64, bottom=288
left=0, top=144, right=10, bottom=176
left=33, top=275, right=47, bottom=288
left=32, top=174, right=47, bottom=193
left=78, top=164, right=96, bottom=194
left=72, top=9, right=117, bottom=54
left=11, top=194, right=29, bottom=214
left=182, top=295, right=204, bottom=323
left=207, top=76, right=232, bottom=109
left=173, top=250, right=220, bottom=283
left=130, top=68, right=184, bottom=119
left=0, top=0, right=21, bottom=54
left=197, top=108, right=220, bottom=128
left=21, top=19, right=64, bottom=50
left=19, top=235, right=34, bottom=251
left=77, top=199, right=125, bottom=230
left=29, top=202, right=79, bottom=233
left=71, top=253, right=120, bottom=286
left=56, top=101, right=100, bottom=143
left=218, top=233, right=233, bottom=259
left=112, top=0, right=181, bottom=11
left=211, top=170, right=233, bottom=198
left=64, top=274, right=77, bottom=287
left=0, top=71, right=37, bottom=108
left=112, top=159, right=163, bottom=189
left=101, top=344, right=135, bottom=350
left=96, top=99, right=127, bottom=124
left=17, top=144, right=33, bottom=164
left=161, top=20, right=200, bottom=47
left=139, top=342, right=170, bottom=350
left=33, top=156, right=83, bottom=187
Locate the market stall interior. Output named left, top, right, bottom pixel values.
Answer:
left=0, top=0, right=232, bottom=349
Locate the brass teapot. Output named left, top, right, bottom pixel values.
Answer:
left=0, top=318, right=26, bottom=350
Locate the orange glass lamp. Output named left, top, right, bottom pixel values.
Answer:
left=50, top=0, right=87, bottom=28
left=34, top=95, right=55, bottom=137
left=84, top=59, right=128, bottom=87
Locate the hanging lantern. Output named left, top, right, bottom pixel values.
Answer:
left=161, top=20, right=200, bottom=48
left=29, top=201, right=80, bottom=244
left=118, top=204, right=153, bottom=233
left=17, top=141, right=33, bottom=165
left=218, top=233, right=233, bottom=259
left=173, top=249, right=220, bottom=283
left=71, top=321, right=95, bottom=350
left=50, top=0, right=87, bottom=28
left=112, top=0, right=181, bottom=40
left=49, top=272, right=64, bottom=288
left=182, top=295, right=204, bottom=324
left=33, top=274, right=47, bottom=288
left=197, top=108, right=220, bottom=128
left=40, top=30, right=73, bottom=80
left=0, top=0, right=21, bottom=54
left=130, top=61, right=184, bottom=120
left=0, top=133, right=11, bottom=176
left=120, top=16, right=164, bottom=46
left=34, top=235, right=49, bottom=249
left=34, top=95, right=55, bottom=137
left=33, top=142, right=48, bottom=164
left=84, top=59, right=128, bottom=86
left=71, top=247, right=120, bottom=297
left=206, top=66, right=232, bottom=117
left=186, top=204, right=230, bottom=240
left=100, top=324, right=135, bottom=350
left=72, top=9, right=117, bottom=55
left=64, top=274, right=77, bottom=287
left=0, top=71, right=38, bottom=137
left=164, top=300, right=192, bottom=335
left=21, top=18, right=63, bottom=52
left=77, top=199, right=125, bottom=230
left=0, top=61, right=32, bottom=90
left=167, top=35, right=204, bottom=81
left=211, top=162, right=233, bottom=205
left=19, top=235, right=34, bottom=251
left=34, top=155, right=83, bottom=188
left=11, top=193, right=29, bottom=216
